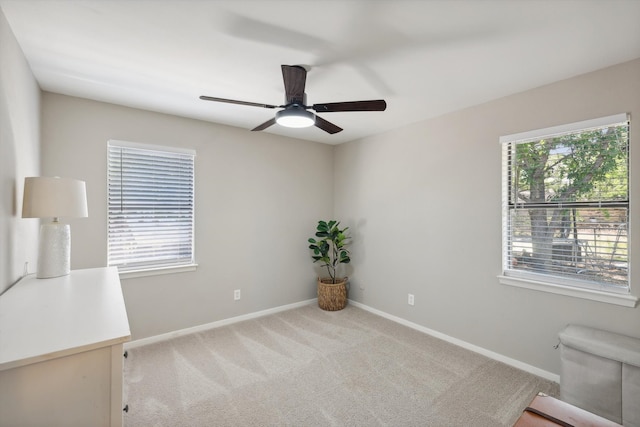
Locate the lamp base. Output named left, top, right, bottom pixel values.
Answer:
left=37, top=222, right=70, bottom=279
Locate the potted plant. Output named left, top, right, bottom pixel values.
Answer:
left=308, top=220, right=351, bottom=311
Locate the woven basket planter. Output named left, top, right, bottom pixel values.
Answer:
left=317, top=277, right=348, bottom=311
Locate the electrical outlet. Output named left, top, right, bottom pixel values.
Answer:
left=408, top=293, right=414, bottom=306
left=234, top=289, right=241, bottom=301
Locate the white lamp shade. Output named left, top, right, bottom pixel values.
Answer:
left=22, top=177, right=88, bottom=219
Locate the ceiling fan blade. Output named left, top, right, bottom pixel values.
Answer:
left=251, top=117, right=277, bottom=132
left=281, top=65, right=307, bottom=104
left=314, top=116, right=343, bottom=134
left=200, top=95, right=278, bottom=109
left=312, top=100, right=387, bottom=113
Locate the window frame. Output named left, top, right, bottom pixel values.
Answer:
left=498, top=114, right=637, bottom=307
left=107, top=140, right=197, bottom=278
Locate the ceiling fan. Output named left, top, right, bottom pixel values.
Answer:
left=200, top=65, right=386, bottom=134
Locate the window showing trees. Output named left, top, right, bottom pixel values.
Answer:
left=501, top=114, right=629, bottom=293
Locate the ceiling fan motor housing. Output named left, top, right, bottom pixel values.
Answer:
left=286, top=93, right=307, bottom=107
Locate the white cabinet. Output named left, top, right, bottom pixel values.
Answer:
left=0, top=267, right=131, bottom=427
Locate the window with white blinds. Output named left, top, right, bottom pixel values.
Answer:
left=500, top=114, right=630, bottom=294
left=107, top=140, right=195, bottom=273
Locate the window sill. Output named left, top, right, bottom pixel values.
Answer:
left=117, top=264, right=198, bottom=280
left=498, top=275, right=638, bottom=308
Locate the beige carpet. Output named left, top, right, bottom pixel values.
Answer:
left=123, top=304, right=558, bottom=426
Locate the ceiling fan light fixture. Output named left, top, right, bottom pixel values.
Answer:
left=275, top=106, right=315, bottom=128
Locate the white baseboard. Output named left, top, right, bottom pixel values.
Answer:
left=125, top=297, right=559, bottom=383
left=348, top=300, right=560, bottom=383
left=125, top=298, right=317, bottom=349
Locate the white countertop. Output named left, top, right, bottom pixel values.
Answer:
left=0, top=267, right=131, bottom=371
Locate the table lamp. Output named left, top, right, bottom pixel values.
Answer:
left=22, top=177, right=88, bottom=278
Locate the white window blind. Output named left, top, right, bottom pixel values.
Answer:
left=107, top=140, right=195, bottom=273
left=501, top=114, right=630, bottom=293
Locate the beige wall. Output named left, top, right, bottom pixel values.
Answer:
left=0, top=8, right=40, bottom=294
left=40, top=93, right=334, bottom=338
left=334, top=58, right=640, bottom=375
left=9, top=12, right=639, bottom=375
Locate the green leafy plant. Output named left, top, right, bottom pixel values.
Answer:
left=308, top=220, right=351, bottom=284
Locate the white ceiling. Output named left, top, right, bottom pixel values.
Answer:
left=2, top=0, right=639, bottom=145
